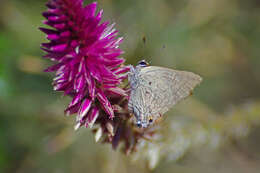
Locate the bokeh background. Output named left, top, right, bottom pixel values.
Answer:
left=1, top=0, right=260, bottom=172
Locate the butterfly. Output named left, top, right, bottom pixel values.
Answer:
left=128, top=60, right=202, bottom=128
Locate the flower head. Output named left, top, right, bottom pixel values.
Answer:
left=40, top=0, right=156, bottom=154
left=40, top=0, right=129, bottom=126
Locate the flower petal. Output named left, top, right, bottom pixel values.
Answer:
left=106, top=87, right=127, bottom=97
left=86, top=107, right=99, bottom=128
left=68, top=93, right=83, bottom=108
left=51, top=43, right=67, bottom=52
left=112, top=66, right=131, bottom=74
left=97, top=89, right=114, bottom=118
left=74, top=74, right=85, bottom=92
left=65, top=102, right=81, bottom=115
left=84, top=2, right=97, bottom=18
left=77, top=98, right=92, bottom=122
left=84, top=70, right=96, bottom=99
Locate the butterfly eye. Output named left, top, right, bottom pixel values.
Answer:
left=136, top=121, right=142, bottom=128
left=149, top=118, right=153, bottom=123
left=137, top=60, right=149, bottom=67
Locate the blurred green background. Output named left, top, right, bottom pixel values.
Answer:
left=1, top=0, right=260, bottom=172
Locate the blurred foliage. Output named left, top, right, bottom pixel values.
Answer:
left=1, top=0, right=260, bottom=172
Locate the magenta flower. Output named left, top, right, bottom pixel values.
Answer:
left=40, top=0, right=156, bottom=154
left=40, top=0, right=129, bottom=126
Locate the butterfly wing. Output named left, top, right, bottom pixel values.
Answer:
left=137, top=66, right=202, bottom=120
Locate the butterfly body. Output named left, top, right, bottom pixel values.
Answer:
left=128, top=60, right=202, bottom=128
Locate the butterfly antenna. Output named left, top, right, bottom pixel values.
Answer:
left=141, top=35, right=146, bottom=59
